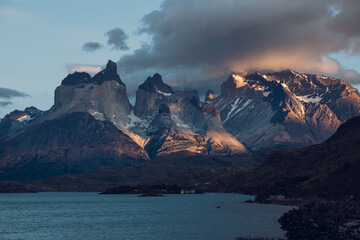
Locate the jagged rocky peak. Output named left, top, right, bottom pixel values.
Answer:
left=61, top=72, right=91, bottom=86
left=24, top=106, right=43, bottom=117
left=60, top=60, right=123, bottom=86
left=0, top=106, right=43, bottom=138
left=189, top=96, right=201, bottom=108
left=205, top=89, right=216, bottom=102
left=91, top=60, right=124, bottom=85
left=158, top=103, right=170, bottom=115
left=187, top=96, right=219, bottom=118
left=139, top=73, right=173, bottom=95
left=220, top=73, right=250, bottom=97
left=148, top=103, right=178, bottom=133
left=1, top=106, right=42, bottom=123
left=134, top=73, right=179, bottom=118
left=51, top=60, right=132, bottom=126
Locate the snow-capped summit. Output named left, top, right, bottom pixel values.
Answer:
left=210, top=70, right=360, bottom=151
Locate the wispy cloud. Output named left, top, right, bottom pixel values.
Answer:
left=66, top=64, right=101, bottom=75
left=105, top=27, right=129, bottom=51
left=0, top=87, right=29, bottom=108
left=0, top=87, right=29, bottom=99
left=0, top=101, right=11, bottom=107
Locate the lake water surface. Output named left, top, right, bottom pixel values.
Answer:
left=0, top=192, right=293, bottom=240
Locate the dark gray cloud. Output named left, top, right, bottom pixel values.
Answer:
left=82, top=42, right=103, bottom=52
left=0, top=101, right=12, bottom=107
left=118, top=0, right=360, bottom=90
left=0, top=87, right=29, bottom=107
left=106, top=28, right=129, bottom=51
left=0, top=87, right=29, bottom=99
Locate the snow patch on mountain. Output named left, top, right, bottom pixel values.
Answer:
left=89, top=110, right=105, bottom=120
left=224, top=98, right=253, bottom=122
left=263, top=92, right=270, bottom=97
left=155, top=87, right=172, bottom=96
left=176, top=123, right=191, bottom=129
left=295, top=94, right=322, bottom=103
left=234, top=99, right=253, bottom=115
left=126, top=110, right=143, bottom=128
left=17, top=115, right=33, bottom=122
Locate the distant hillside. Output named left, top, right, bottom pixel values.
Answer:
left=229, top=116, right=360, bottom=198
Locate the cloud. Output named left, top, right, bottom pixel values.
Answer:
left=66, top=64, right=101, bottom=75
left=0, top=87, right=29, bottom=99
left=105, top=27, right=129, bottom=51
left=117, top=0, right=360, bottom=90
left=337, top=69, right=360, bottom=84
left=0, top=101, right=12, bottom=107
left=0, top=87, right=29, bottom=108
left=82, top=42, right=103, bottom=52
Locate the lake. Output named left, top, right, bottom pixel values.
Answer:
left=0, top=192, right=293, bottom=240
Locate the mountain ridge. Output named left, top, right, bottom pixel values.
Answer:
left=0, top=61, right=248, bottom=181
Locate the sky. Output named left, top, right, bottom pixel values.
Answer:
left=1, top=0, right=360, bottom=117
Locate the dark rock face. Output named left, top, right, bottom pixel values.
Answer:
left=0, top=112, right=149, bottom=181
left=210, top=71, right=359, bottom=151
left=158, top=103, right=170, bottom=115
left=139, top=73, right=173, bottom=94
left=91, top=60, right=124, bottom=85
left=61, top=61, right=124, bottom=87
left=234, top=116, right=360, bottom=198
left=61, top=72, right=91, bottom=86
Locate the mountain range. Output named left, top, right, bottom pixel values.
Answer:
left=0, top=60, right=359, bottom=192
left=208, top=71, right=360, bottom=151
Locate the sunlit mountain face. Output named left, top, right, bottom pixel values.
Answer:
left=209, top=70, right=360, bottom=151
